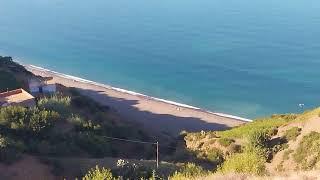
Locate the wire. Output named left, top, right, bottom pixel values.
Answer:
left=101, top=136, right=158, bottom=145
left=101, top=136, right=178, bottom=150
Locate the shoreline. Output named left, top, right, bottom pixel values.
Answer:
left=26, top=64, right=251, bottom=122
left=17, top=62, right=250, bottom=136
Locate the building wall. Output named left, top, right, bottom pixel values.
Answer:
left=29, top=85, right=40, bottom=93
left=42, top=84, right=56, bottom=93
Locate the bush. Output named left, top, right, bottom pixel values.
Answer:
left=206, top=148, right=224, bottom=164
left=38, top=95, right=71, bottom=117
left=219, top=151, right=266, bottom=175
left=245, top=130, right=271, bottom=161
left=68, top=114, right=101, bottom=132
left=170, top=163, right=208, bottom=180
left=83, top=165, right=115, bottom=180
left=114, top=159, right=155, bottom=179
left=284, top=127, right=301, bottom=141
left=247, top=129, right=270, bottom=149
left=218, top=138, right=234, bottom=147
left=0, top=106, right=59, bottom=134
left=74, top=132, right=113, bottom=157
left=293, top=131, right=320, bottom=170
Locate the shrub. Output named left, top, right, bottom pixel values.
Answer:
left=0, top=106, right=58, bottom=134
left=74, top=132, right=113, bottom=157
left=83, top=165, right=115, bottom=180
left=293, top=131, right=320, bottom=170
left=219, top=151, right=266, bottom=175
left=38, top=95, right=71, bottom=117
left=114, top=159, right=154, bottom=179
left=28, top=108, right=59, bottom=133
left=247, top=129, right=270, bottom=149
left=241, top=129, right=272, bottom=161
left=218, top=138, right=234, bottom=147
left=283, top=127, right=301, bottom=141
left=170, top=163, right=208, bottom=180
left=206, top=148, right=224, bottom=165
left=68, top=114, right=101, bottom=131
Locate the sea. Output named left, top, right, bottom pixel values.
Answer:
left=1, top=0, right=320, bottom=119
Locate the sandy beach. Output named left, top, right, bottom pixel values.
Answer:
left=25, top=65, right=249, bottom=136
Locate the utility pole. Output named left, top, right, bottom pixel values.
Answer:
left=156, top=141, right=159, bottom=169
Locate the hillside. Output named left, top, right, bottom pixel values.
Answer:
left=0, top=56, right=178, bottom=179
left=2, top=55, right=320, bottom=179
left=176, top=107, right=320, bottom=179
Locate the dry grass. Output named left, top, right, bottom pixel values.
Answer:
left=195, top=171, right=320, bottom=180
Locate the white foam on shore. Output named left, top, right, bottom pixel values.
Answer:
left=27, top=64, right=252, bottom=122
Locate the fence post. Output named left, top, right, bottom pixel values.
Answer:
left=156, top=141, right=159, bottom=169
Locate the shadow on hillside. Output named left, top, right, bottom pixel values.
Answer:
left=70, top=87, right=233, bottom=139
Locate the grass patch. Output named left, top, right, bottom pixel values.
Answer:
left=170, top=163, right=208, bottom=180
left=218, top=138, right=234, bottom=147
left=283, top=127, right=301, bottom=141
left=216, top=116, right=290, bottom=139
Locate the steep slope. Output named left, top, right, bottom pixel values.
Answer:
left=182, top=107, right=320, bottom=176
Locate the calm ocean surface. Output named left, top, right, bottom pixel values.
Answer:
left=1, top=0, right=320, bottom=118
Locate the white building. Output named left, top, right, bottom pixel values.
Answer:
left=28, top=77, right=56, bottom=94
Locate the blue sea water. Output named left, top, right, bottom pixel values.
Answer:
left=1, top=0, right=320, bottom=119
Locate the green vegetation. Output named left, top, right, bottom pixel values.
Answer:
left=3, top=55, right=320, bottom=179
left=216, top=116, right=290, bottom=139
left=0, top=106, right=59, bottom=134
left=245, top=129, right=271, bottom=160
left=170, top=163, right=208, bottom=180
left=283, top=127, right=301, bottom=141
left=206, top=148, right=224, bottom=165
left=0, top=56, right=32, bottom=92
left=219, top=151, right=266, bottom=175
left=218, top=138, right=234, bottom=147
left=83, top=165, right=115, bottom=180
left=38, top=95, right=71, bottom=117
left=0, top=93, right=154, bottom=165
left=293, top=131, right=320, bottom=170
left=0, top=70, right=21, bottom=92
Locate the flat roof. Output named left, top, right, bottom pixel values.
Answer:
left=0, top=88, right=35, bottom=105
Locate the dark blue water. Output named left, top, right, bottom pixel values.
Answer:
left=1, top=0, right=320, bottom=118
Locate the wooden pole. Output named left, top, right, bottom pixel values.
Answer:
left=156, top=141, right=159, bottom=169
